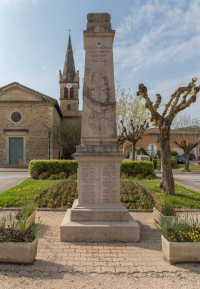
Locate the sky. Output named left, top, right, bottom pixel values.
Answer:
left=0, top=0, right=200, bottom=117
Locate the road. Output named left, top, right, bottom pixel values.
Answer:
left=157, top=170, right=200, bottom=193
left=0, top=169, right=29, bottom=194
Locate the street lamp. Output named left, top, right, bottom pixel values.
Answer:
left=39, top=125, right=58, bottom=160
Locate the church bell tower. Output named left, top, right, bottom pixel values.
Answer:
left=59, top=33, right=79, bottom=116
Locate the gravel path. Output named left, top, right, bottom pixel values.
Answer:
left=0, top=271, right=199, bottom=289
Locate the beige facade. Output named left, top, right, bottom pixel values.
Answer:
left=0, top=82, right=62, bottom=166
left=123, top=128, right=200, bottom=160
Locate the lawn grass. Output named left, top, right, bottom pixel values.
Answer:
left=0, top=179, right=62, bottom=207
left=136, top=178, right=200, bottom=209
left=174, top=164, right=200, bottom=171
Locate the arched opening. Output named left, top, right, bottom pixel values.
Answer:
left=67, top=104, right=71, bottom=111
left=64, top=87, right=68, bottom=99
left=70, top=87, right=74, bottom=99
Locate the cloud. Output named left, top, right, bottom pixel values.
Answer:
left=114, top=0, right=200, bottom=76
left=0, top=0, right=38, bottom=9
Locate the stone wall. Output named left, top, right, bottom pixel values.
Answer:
left=0, top=102, right=60, bottom=165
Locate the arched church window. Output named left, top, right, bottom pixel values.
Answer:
left=64, top=87, right=68, bottom=99
left=70, top=87, right=74, bottom=99
left=67, top=104, right=71, bottom=111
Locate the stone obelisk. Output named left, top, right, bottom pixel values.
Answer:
left=60, top=13, right=140, bottom=242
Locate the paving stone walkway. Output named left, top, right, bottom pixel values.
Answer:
left=0, top=211, right=199, bottom=274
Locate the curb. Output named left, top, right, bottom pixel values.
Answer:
left=1, top=208, right=200, bottom=213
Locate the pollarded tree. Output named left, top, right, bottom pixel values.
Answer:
left=116, top=80, right=150, bottom=160
left=172, top=114, right=200, bottom=171
left=118, top=120, right=149, bottom=160
left=137, top=78, right=200, bottom=195
left=53, top=117, right=81, bottom=158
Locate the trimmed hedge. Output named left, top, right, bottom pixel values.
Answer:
left=154, top=157, right=178, bottom=169
left=29, top=159, right=154, bottom=178
left=120, top=160, right=154, bottom=177
left=29, top=160, right=78, bottom=177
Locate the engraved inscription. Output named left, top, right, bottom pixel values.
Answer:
left=100, top=164, right=120, bottom=203
left=87, top=45, right=111, bottom=63
left=78, top=163, right=99, bottom=204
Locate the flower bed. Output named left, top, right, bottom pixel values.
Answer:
left=36, top=179, right=154, bottom=209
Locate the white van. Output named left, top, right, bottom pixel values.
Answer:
left=136, top=155, right=150, bottom=161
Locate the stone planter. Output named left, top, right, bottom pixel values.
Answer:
left=153, top=207, right=178, bottom=229
left=0, top=238, right=38, bottom=264
left=14, top=210, right=36, bottom=230
left=161, top=235, right=200, bottom=264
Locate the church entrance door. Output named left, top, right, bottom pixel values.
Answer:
left=9, top=137, right=23, bottom=165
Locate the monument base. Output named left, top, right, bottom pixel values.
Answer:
left=60, top=200, right=140, bottom=243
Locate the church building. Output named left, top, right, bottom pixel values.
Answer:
left=0, top=34, right=80, bottom=167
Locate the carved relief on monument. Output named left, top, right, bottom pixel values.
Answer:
left=90, top=68, right=109, bottom=103
left=76, top=144, right=121, bottom=153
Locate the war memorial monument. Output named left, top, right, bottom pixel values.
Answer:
left=60, top=13, right=140, bottom=242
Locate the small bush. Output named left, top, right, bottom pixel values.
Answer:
left=137, top=147, right=149, bottom=156
left=171, top=150, right=178, bottom=158
left=121, top=160, right=154, bottom=177
left=48, top=172, right=67, bottom=180
left=38, top=171, right=50, bottom=180
left=156, top=157, right=178, bottom=169
left=29, top=160, right=78, bottom=178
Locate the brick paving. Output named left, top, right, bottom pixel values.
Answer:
left=0, top=211, right=200, bottom=274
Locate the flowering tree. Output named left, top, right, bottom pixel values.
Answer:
left=137, top=78, right=200, bottom=195
left=116, top=81, right=150, bottom=160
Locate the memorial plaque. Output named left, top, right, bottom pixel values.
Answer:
left=100, top=163, right=120, bottom=204
left=78, top=163, right=100, bottom=204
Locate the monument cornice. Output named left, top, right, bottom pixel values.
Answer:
left=83, top=31, right=115, bottom=48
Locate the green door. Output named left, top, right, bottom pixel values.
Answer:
left=9, top=138, right=23, bottom=165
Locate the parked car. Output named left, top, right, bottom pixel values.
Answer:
left=189, top=153, right=196, bottom=160
left=177, top=155, right=185, bottom=164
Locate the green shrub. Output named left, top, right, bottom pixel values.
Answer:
left=137, top=147, right=149, bottom=156
left=157, top=150, right=161, bottom=158
left=30, top=159, right=154, bottom=179
left=29, top=160, right=78, bottom=178
left=156, top=157, right=178, bottom=169
left=171, top=150, right=178, bottom=157
left=153, top=159, right=158, bottom=168
left=121, top=160, right=154, bottom=177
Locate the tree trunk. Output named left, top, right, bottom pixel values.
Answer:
left=132, top=142, right=136, bottom=161
left=159, top=122, right=175, bottom=195
left=184, top=153, right=190, bottom=172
